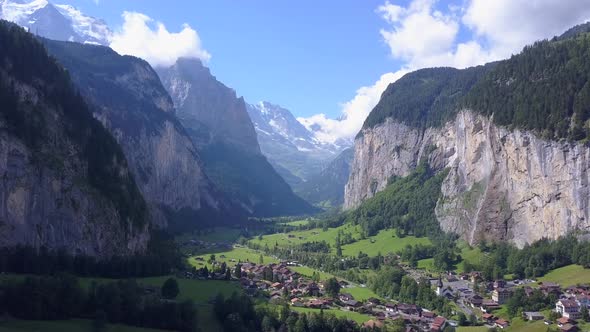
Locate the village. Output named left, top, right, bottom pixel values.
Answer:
left=231, top=261, right=590, bottom=332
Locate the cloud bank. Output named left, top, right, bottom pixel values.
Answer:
left=110, top=11, right=210, bottom=68
left=300, top=0, right=590, bottom=145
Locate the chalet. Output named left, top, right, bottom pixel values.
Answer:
left=495, top=318, right=509, bottom=329
left=375, top=311, right=386, bottom=320
left=339, top=293, right=355, bottom=302
left=422, top=311, right=436, bottom=321
left=398, top=303, right=420, bottom=315
left=469, top=294, right=483, bottom=307
left=291, top=298, right=304, bottom=307
left=576, top=294, right=590, bottom=308
left=492, top=288, right=512, bottom=304
left=561, top=324, right=579, bottom=332
left=557, top=317, right=573, bottom=327
left=367, top=297, right=381, bottom=305
left=430, top=316, right=446, bottom=332
left=481, top=300, right=501, bottom=312
left=271, top=282, right=283, bottom=290
left=307, top=299, right=327, bottom=309
left=306, top=283, right=321, bottom=297
left=344, top=300, right=362, bottom=310
left=541, top=282, right=562, bottom=296
left=385, top=303, right=396, bottom=312
left=482, top=313, right=494, bottom=323
left=362, top=320, right=384, bottom=329
left=556, top=299, right=581, bottom=319
left=494, top=280, right=507, bottom=289
left=523, top=312, right=544, bottom=321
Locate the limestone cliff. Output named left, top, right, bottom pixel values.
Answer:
left=43, top=40, right=228, bottom=228
left=0, top=21, right=148, bottom=256
left=345, top=110, right=590, bottom=247
left=157, top=59, right=316, bottom=216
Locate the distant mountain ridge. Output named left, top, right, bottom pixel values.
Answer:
left=246, top=101, right=349, bottom=185
left=157, top=59, right=316, bottom=217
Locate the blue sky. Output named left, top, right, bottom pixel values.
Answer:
left=61, top=0, right=410, bottom=119
left=50, top=0, right=590, bottom=143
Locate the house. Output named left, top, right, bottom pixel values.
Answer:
left=482, top=313, right=494, bottom=323
left=557, top=317, right=573, bottom=327
left=523, top=312, right=544, bottom=321
left=469, top=294, right=483, bottom=307
left=430, top=316, right=446, bottom=332
left=541, top=282, right=562, bottom=296
left=363, top=320, right=384, bottom=329
left=481, top=300, right=501, bottom=312
left=556, top=299, right=582, bottom=319
left=339, top=293, right=355, bottom=302
left=422, top=312, right=436, bottom=321
left=492, top=288, right=512, bottom=304
left=494, top=280, right=507, bottom=289
left=385, top=303, right=396, bottom=312
left=344, top=300, right=361, bottom=310
left=398, top=303, right=420, bottom=315
left=291, top=298, right=304, bottom=307
left=495, top=318, right=509, bottom=329
left=561, top=324, right=579, bottom=332
left=576, top=294, right=590, bottom=308
left=367, top=297, right=381, bottom=305
left=271, top=282, right=283, bottom=290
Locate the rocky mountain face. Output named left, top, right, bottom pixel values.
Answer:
left=0, top=21, right=148, bottom=256
left=246, top=101, right=346, bottom=186
left=296, top=148, right=354, bottom=208
left=0, top=0, right=111, bottom=45
left=42, top=40, right=230, bottom=229
left=157, top=59, right=316, bottom=216
left=346, top=27, right=590, bottom=247
left=346, top=111, right=590, bottom=247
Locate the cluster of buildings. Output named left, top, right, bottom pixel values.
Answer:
left=439, top=271, right=590, bottom=331
left=237, top=262, right=454, bottom=331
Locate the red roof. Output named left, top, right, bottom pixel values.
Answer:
left=432, top=317, right=446, bottom=326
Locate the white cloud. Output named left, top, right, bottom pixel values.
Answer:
left=110, top=11, right=210, bottom=68
left=298, top=70, right=407, bottom=144
left=463, top=0, right=590, bottom=57
left=303, top=0, right=590, bottom=144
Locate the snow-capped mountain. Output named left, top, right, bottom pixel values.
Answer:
left=246, top=101, right=350, bottom=185
left=0, top=0, right=111, bottom=45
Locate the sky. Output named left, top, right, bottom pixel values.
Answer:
left=42, top=0, right=590, bottom=143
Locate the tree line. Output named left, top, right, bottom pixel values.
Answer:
left=0, top=274, right=197, bottom=331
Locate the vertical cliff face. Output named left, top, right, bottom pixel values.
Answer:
left=157, top=59, right=316, bottom=217
left=158, top=58, right=260, bottom=154
left=43, top=40, right=225, bottom=228
left=0, top=22, right=148, bottom=256
left=345, top=111, right=590, bottom=247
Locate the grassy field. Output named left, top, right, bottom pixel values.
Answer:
left=250, top=224, right=432, bottom=258
left=340, top=228, right=431, bottom=257
left=249, top=224, right=360, bottom=250
left=417, top=258, right=435, bottom=271
left=291, top=266, right=335, bottom=281
left=344, top=286, right=380, bottom=301
left=456, top=327, right=488, bottom=332
left=539, top=264, right=590, bottom=287
left=505, top=318, right=546, bottom=332
left=189, top=246, right=279, bottom=269
left=0, top=319, right=168, bottom=332
left=456, top=242, right=486, bottom=273
left=291, top=307, right=374, bottom=324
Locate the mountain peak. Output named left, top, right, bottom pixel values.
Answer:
left=0, top=0, right=111, bottom=45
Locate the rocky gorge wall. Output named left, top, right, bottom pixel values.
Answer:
left=345, top=110, right=590, bottom=247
